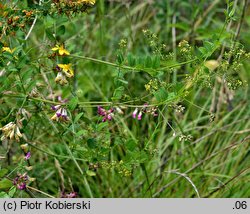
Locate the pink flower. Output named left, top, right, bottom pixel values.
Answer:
left=137, top=111, right=142, bottom=120
left=97, top=106, right=114, bottom=122
left=25, top=151, right=31, bottom=160
left=61, top=191, right=77, bottom=198
left=13, top=173, right=29, bottom=190
left=132, top=104, right=158, bottom=121
left=97, top=106, right=115, bottom=122
left=97, top=106, right=106, bottom=116
left=132, top=108, right=138, bottom=118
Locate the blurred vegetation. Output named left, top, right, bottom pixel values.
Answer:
left=0, top=0, right=249, bottom=198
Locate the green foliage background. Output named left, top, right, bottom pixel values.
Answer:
left=0, top=0, right=249, bottom=198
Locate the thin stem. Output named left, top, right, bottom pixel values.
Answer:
left=69, top=54, right=198, bottom=72
left=26, top=186, right=55, bottom=198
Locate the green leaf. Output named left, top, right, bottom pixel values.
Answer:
left=137, top=57, right=145, bottom=67
left=57, top=25, right=66, bottom=36
left=117, top=51, right=124, bottom=64
left=86, top=170, right=96, bottom=176
left=145, top=56, right=152, bottom=68
left=125, top=139, right=137, bottom=151
left=112, top=86, right=124, bottom=101
left=0, top=178, right=13, bottom=190
left=17, top=55, right=28, bottom=69
left=0, top=169, right=8, bottom=178
left=21, top=69, right=33, bottom=81
left=76, top=130, right=87, bottom=137
left=127, top=53, right=136, bottom=66
left=229, top=7, right=236, bottom=18
left=68, top=97, right=78, bottom=111
left=74, top=112, right=84, bottom=123
left=203, top=66, right=210, bottom=74
left=204, top=41, right=214, bottom=52
left=26, top=81, right=37, bottom=93
left=44, top=15, right=55, bottom=28
left=169, top=22, right=189, bottom=31
left=138, top=151, right=148, bottom=163
left=198, top=47, right=207, bottom=56
left=117, top=78, right=128, bottom=85
left=152, top=55, right=161, bottom=69
left=97, top=122, right=109, bottom=131
left=153, top=87, right=168, bottom=102
left=0, top=192, right=9, bottom=198
left=45, top=28, right=56, bottom=41
left=2, top=52, right=13, bottom=61
left=8, top=186, right=16, bottom=197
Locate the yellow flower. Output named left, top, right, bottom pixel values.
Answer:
left=51, top=44, right=70, bottom=56
left=58, top=63, right=74, bottom=77
left=2, top=47, right=14, bottom=53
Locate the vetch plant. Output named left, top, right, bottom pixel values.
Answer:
left=0, top=0, right=249, bottom=198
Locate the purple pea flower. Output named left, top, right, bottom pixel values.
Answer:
left=137, top=111, right=142, bottom=120
left=97, top=106, right=114, bottom=122
left=132, top=108, right=138, bottom=118
left=13, top=173, right=29, bottom=190
left=25, top=151, right=31, bottom=160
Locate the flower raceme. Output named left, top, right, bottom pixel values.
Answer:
left=54, top=64, right=74, bottom=86
left=132, top=108, right=143, bottom=120
left=13, top=173, right=29, bottom=190
left=97, top=105, right=158, bottom=122
left=51, top=105, right=69, bottom=122
left=97, top=106, right=114, bottom=122
left=0, top=122, right=23, bottom=142
left=50, top=44, right=73, bottom=85
left=55, top=71, right=68, bottom=85
left=132, top=104, right=158, bottom=120
left=51, top=44, right=70, bottom=56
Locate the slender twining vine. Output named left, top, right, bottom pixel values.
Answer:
left=0, top=0, right=249, bottom=198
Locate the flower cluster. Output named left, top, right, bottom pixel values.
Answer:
left=0, top=5, right=35, bottom=38
left=2, top=46, right=15, bottom=54
left=179, top=134, right=193, bottom=142
left=0, top=122, right=23, bottom=142
left=61, top=191, right=77, bottom=198
left=145, top=79, right=159, bottom=92
left=51, top=44, right=74, bottom=86
left=97, top=106, right=115, bottom=122
left=174, top=104, right=185, bottom=113
left=54, top=64, right=74, bottom=85
left=13, top=173, right=29, bottom=190
left=53, top=0, right=95, bottom=6
left=97, top=106, right=125, bottom=122
left=132, top=104, right=158, bottom=121
left=101, top=160, right=132, bottom=177
left=178, top=40, right=191, bottom=54
left=51, top=105, right=69, bottom=122
left=97, top=104, right=158, bottom=122
left=50, top=96, right=69, bottom=122
left=51, top=0, right=95, bottom=16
